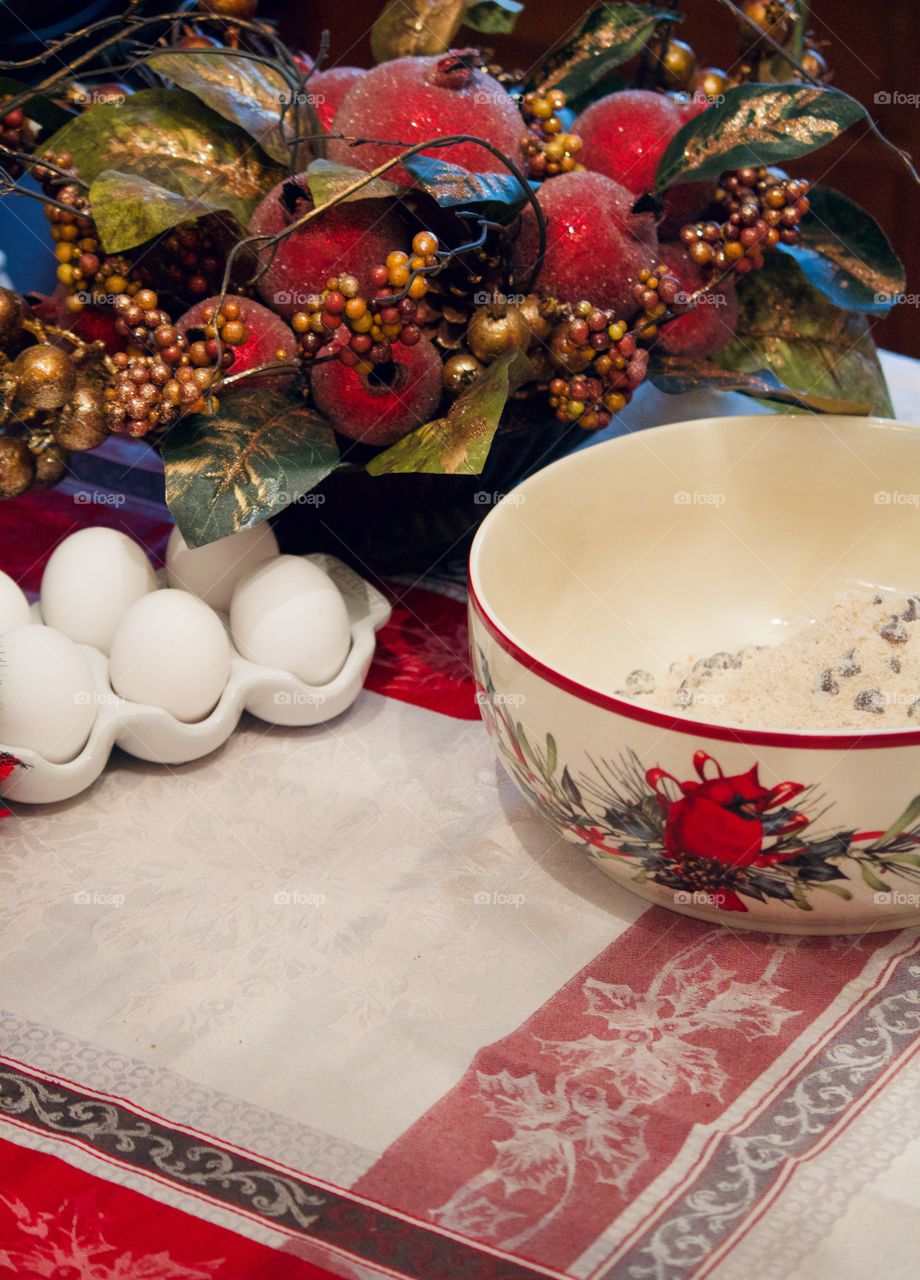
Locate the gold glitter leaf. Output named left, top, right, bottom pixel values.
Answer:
left=777, top=185, right=905, bottom=313
left=527, top=3, right=682, bottom=100
left=163, top=389, right=339, bottom=548
left=655, top=83, right=867, bottom=192
left=45, top=89, right=282, bottom=231
left=650, top=356, right=870, bottom=414
left=715, top=254, right=893, bottom=419
left=403, top=154, right=529, bottom=223
left=146, top=51, right=305, bottom=169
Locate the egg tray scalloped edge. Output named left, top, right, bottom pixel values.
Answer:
left=0, top=554, right=392, bottom=805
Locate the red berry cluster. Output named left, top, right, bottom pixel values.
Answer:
left=155, top=220, right=229, bottom=300
left=547, top=304, right=649, bottom=428
left=680, top=168, right=810, bottom=279
left=0, top=96, right=34, bottom=177
left=519, top=89, right=585, bottom=181
left=104, top=292, right=247, bottom=437
left=292, top=231, right=438, bottom=374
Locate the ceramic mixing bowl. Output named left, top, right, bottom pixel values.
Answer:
left=469, top=414, right=920, bottom=934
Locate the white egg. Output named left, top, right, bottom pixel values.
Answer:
left=165, top=523, right=279, bottom=612
left=0, top=571, right=31, bottom=635
left=109, top=589, right=231, bottom=723
left=0, top=625, right=97, bottom=763
left=230, top=556, right=350, bottom=686
left=41, top=528, right=156, bottom=653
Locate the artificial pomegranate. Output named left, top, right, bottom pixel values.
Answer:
left=654, top=242, right=739, bottom=358
left=68, top=305, right=125, bottom=355
left=177, top=296, right=299, bottom=389
left=575, top=90, right=714, bottom=236
left=309, top=67, right=365, bottom=132
left=311, top=334, right=442, bottom=445
left=248, top=172, right=405, bottom=320
left=513, top=170, right=658, bottom=317
left=327, top=51, right=523, bottom=184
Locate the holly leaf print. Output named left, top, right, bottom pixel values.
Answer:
left=431, top=1194, right=525, bottom=1239
left=660, top=957, right=795, bottom=1038
left=477, top=1070, right=569, bottom=1128
left=572, top=1093, right=648, bottom=1190
left=492, top=1129, right=570, bottom=1195
left=583, top=979, right=640, bottom=1026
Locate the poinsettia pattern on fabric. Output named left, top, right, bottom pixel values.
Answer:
left=432, top=943, right=794, bottom=1249
left=0, top=1191, right=219, bottom=1278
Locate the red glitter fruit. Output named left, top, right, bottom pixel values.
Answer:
left=176, top=296, right=300, bottom=389
left=327, top=51, right=523, bottom=184
left=513, top=170, right=659, bottom=317
left=248, top=172, right=405, bottom=320
left=575, top=89, right=714, bottom=236
left=311, top=333, right=442, bottom=445
left=68, top=305, right=125, bottom=354
left=654, top=242, right=739, bottom=358
left=309, top=67, right=366, bottom=132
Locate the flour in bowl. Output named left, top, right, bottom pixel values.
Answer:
left=620, top=588, right=920, bottom=730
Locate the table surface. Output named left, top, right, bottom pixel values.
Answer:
left=3, top=360, right=920, bottom=1280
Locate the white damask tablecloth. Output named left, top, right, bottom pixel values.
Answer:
left=1, top=356, right=920, bottom=1280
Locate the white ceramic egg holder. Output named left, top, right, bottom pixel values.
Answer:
left=2, top=554, right=391, bottom=805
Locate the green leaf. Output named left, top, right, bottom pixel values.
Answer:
left=162, top=388, right=339, bottom=548
left=868, top=795, right=920, bottom=850
left=655, top=83, right=866, bottom=192
left=463, top=0, right=523, bottom=35
left=560, top=766, right=583, bottom=807
left=89, top=170, right=231, bottom=253
left=650, top=354, right=871, bottom=414
left=45, top=89, right=282, bottom=232
left=146, top=51, right=304, bottom=168
left=812, top=882, right=854, bottom=901
left=306, top=158, right=405, bottom=207
left=516, top=722, right=538, bottom=767
left=545, top=733, right=558, bottom=777
left=403, top=154, right=529, bottom=223
left=714, top=253, right=894, bottom=419
left=0, top=75, right=72, bottom=135
left=880, top=853, right=920, bottom=868
left=859, top=862, right=891, bottom=894
left=777, top=185, right=905, bottom=315
left=790, top=879, right=814, bottom=911
left=526, top=3, right=682, bottom=101
left=366, top=348, right=532, bottom=476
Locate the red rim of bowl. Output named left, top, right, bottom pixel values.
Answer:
left=468, top=575, right=920, bottom=752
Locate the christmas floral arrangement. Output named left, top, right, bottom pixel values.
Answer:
left=0, top=0, right=910, bottom=565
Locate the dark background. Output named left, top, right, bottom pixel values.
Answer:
left=263, top=0, right=920, bottom=358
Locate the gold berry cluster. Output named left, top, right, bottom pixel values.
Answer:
left=105, top=292, right=248, bottom=437
left=34, top=150, right=142, bottom=315
left=680, top=168, right=810, bottom=278
left=292, top=231, right=439, bottom=374
left=547, top=303, right=650, bottom=429
left=630, top=264, right=683, bottom=341
left=520, top=89, right=584, bottom=181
